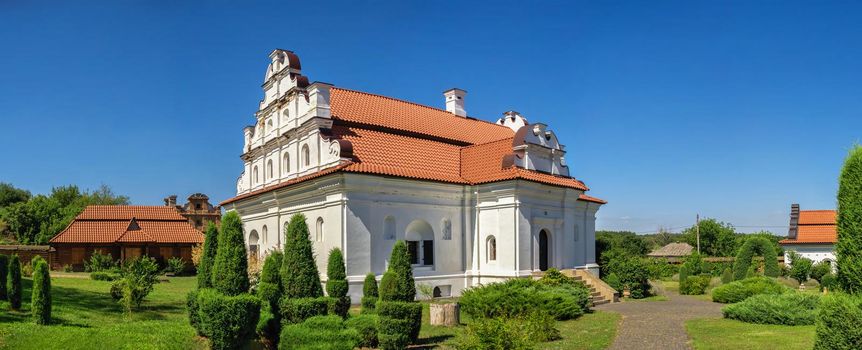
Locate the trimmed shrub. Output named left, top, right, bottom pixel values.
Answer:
left=345, top=314, right=378, bottom=348
left=31, top=260, right=51, bottom=325
left=821, top=273, right=839, bottom=292
left=679, top=264, right=690, bottom=283
left=280, top=297, right=329, bottom=324
left=721, top=268, right=733, bottom=284
left=197, top=288, right=261, bottom=350
left=90, top=271, right=120, bottom=281
left=810, top=261, right=832, bottom=283
left=257, top=251, right=284, bottom=311
left=379, top=241, right=415, bottom=302
left=167, top=257, right=186, bottom=275
left=711, top=277, right=789, bottom=303
left=0, top=254, right=7, bottom=300
left=9, top=255, right=21, bottom=310
left=680, top=274, right=710, bottom=295
left=836, top=145, right=862, bottom=293
left=459, top=278, right=590, bottom=320
left=326, top=248, right=350, bottom=318
left=377, top=301, right=422, bottom=350
left=281, top=214, right=323, bottom=299
left=186, top=289, right=203, bottom=335
left=733, top=236, right=780, bottom=281
left=212, top=212, right=249, bottom=296
left=723, top=292, right=820, bottom=326
left=279, top=315, right=359, bottom=350
left=198, top=222, right=219, bottom=288
left=455, top=316, right=533, bottom=350
left=114, top=256, right=160, bottom=312
left=814, top=293, right=862, bottom=349
left=788, top=251, right=813, bottom=284
left=361, top=273, right=378, bottom=314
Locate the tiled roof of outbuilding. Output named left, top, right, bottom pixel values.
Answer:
left=50, top=206, right=203, bottom=244
left=780, top=209, right=837, bottom=245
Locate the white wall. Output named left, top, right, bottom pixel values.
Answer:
left=783, top=244, right=836, bottom=267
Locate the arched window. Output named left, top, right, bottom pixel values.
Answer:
left=267, top=160, right=273, bottom=179
left=253, top=166, right=259, bottom=185
left=406, top=220, right=434, bottom=266
left=302, top=144, right=310, bottom=167
left=282, top=153, right=290, bottom=174
left=441, top=218, right=452, bottom=240
left=266, top=119, right=273, bottom=132
left=487, top=236, right=497, bottom=261
left=248, top=230, right=260, bottom=258
left=282, top=108, right=290, bottom=121
left=315, top=217, right=324, bottom=242
left=262, top=225, right=268, bottom=246
left=384, top=216, right=396, bottom=240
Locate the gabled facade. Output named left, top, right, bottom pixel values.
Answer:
left=221, top=50, right=605, bottom=300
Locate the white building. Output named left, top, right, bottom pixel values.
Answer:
left=220, top=49, right=606, bottom=301
left=780, top=204, right=836, bottom=267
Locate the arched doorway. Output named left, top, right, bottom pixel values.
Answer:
left=539, top=229, right=550, bottom=271
left=248, top=230, right=260, bottom=258
left=405, top=220, right=435, bottom=266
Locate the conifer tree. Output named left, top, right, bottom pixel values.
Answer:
left=197, top=222, right=219, bottom=288
left=31, top=260, right=51, bottom=324
left=326, top=248, right=350, bottom=318
left=380, top=241, right=415, bottom=302
left=0, top=254, right=8, bottom=300
left=361, top=273, right=378, bottom=313
left=9, top=255, right=21, bottom=310
left=377, top=241, right=421, bottom=349
left=258, top=250, right=284, bottom=310
left=281, top=214, right=323, bottom=298
left=837, top=145, right=862, bottom=293
left=211, top=212, right=249, bottom=296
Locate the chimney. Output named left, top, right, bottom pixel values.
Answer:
left=788, top=203, right=800, bottom=239
left=443, top=88, right=467, bottom=117
left=164, top=195, right=178, bottom=208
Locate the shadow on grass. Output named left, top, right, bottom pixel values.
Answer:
left=412, top=334, right=455, bottom=349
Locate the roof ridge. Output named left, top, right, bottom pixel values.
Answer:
left=331, top=86, right=514, bottom=133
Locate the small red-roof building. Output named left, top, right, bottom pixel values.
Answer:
left=779, top=204, right=836, bottom=267
left=220, top=50, right=607, bottom=301
left=49, top=205, right=204, bottom=271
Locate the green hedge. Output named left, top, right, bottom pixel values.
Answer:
left=279, top=315, right=359, bottom=350
left=280, top=297, right=329, bottom=324
left=733, top=237, right=780, bottom=281
left=722, top=293, right=820, bottom=325
left=361, top=273, right=378, bottom=314
left=345, top=314, right=378, bottom=348
left=721, top=268, right=733, bottom=284
left=814, top=293, right=862, bottom=349
left=455, top=316, right=534, bottom=350
left=186, top=289, right=203, bottom=336
left=377, top=301, right=422, bottom=348
left=711, top=277, right=789, bottom=303
left=256, top=305, right=280, bottom=348
left=459, top=278, right=590, bottom=320
left=197, top=288, right=261, bottom=350
left=821, top=273, right=839, bottom=292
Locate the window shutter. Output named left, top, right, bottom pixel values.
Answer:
left=407, top=241, right=419, bottom=265
left=423, top=240, right=434, bottom=265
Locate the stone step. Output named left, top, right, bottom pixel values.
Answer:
left=591, top=291, right=602, bottom=297
left=592, top=298, right=610, bottom=306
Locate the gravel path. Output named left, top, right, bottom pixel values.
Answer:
left=595, top=286, right=724, bottom=350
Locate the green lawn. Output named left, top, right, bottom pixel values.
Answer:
left=686, top=318, right=815, bottom=350
left=0, top=274, right=206, bottom=350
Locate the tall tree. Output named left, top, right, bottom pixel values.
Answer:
left=31, top=259, right=51, bottom=324
left=379, top=240, right=416, bottom=302
left=197, top=222, right=219, bottom=288
left=837, top=145, right=862, bottom=293
left=682, top=218, right=737, bottom=257
left=9, top=255, right=21, bottom=310
left=280, top=214, right=323, bottom=298
left=0, top=183, right=30, bottom=209
left=211, top=212, right=249, bottom=296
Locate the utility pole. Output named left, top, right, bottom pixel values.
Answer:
left=696, top=214, right=701, bottom=254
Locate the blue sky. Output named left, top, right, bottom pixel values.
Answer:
left=1, top=1, right=860, bottom=234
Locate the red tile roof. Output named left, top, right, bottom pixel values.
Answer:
left=221, top=87, right=603, bottom=205
left=50, top=206, right=203, bottom=244
left=780, top=209, right=837, bottom=245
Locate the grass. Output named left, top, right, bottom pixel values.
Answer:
left=686, top=318, right=815, bottom=350
left=0, top=274, right=206, bottom=350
